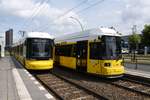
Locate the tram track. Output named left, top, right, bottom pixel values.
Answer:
left=49, top=67, right=150, bottom=100
left=105, top=77, right=150, bottom=97
left=27, top=66, right=150, bottom=100
left=11, top=57, right=150, bottom=100
left=34, top=72, right=108, bottom=100
left=124, top=74, right=150, bottom=87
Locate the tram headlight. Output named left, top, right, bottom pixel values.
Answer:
left=104, top=63, right=111, bottom=67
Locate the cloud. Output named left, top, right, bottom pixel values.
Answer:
left=0, top=0, right=34, bottom=16
left=95, top=0, right=150, bottom=35
left=1, top=0, right=150, bottom=37
left=120, top=0, right=150, bottom=34
left=0, top=0, right=85, bottom=37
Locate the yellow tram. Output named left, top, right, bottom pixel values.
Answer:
left=54, top=28, right=124, bottom=77
left=11, top=32, right=54, bottom=70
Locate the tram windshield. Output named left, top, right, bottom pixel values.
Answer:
left=90, top=36, right=121, bottom=60
left=27, top=38, right=53, bottom=59
left=104, top=36, right=121, bottom=59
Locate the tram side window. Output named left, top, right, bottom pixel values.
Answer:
left=90, top=43, right=99, bottom=59
left=90, top=42, right=104, bottom=59
left=64, top=45, right=68, bottom=56
left=65, top=45, right=76, bottom=57
left=63, top=45, right=71, bottom=56
left=55, top=44, right=76, bottom=57
left=55, top=46, right=65, bottom=56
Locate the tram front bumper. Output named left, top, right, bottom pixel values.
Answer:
left=25, top=59, right=53, bottom=70
left=102, top=66, right=125, bottom=76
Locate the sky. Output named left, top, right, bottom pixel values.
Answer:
left=0, top=0, right=150, bottom=42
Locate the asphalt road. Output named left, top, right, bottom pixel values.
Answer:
left=124, top=63, right=150, bottom=72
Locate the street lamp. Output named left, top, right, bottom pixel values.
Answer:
left=69, top=16, right=84, bottom=32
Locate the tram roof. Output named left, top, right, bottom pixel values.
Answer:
left=25, top=32, right=54, bottom=39
left=55, top=27, right=121, bottom=43
left=12, top=32, right=54, bottom=47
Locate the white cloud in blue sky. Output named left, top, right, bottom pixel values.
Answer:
left=0, top=0, right=150, bottom=42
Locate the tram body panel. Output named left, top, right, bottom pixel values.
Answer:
left=59, top=56, right=76, bottom=69
left=87, top=59, right=100, bottom=74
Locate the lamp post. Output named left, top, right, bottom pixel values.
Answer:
left=69, top=16, right=84, bottom=32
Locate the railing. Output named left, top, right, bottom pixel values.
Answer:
left=122, top=54, right=150, bottom=70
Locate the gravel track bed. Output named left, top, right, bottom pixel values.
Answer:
left=36, top=74, right=100, bottom=100
left=112, top=79, right=150, bottom=94
left=53, top=67, right=150, bottom=100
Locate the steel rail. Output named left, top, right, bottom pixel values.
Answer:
left=35, top=73, right=108, bottom=100
left=103, top=78, right=150, bottom=97
left=35, top=74, right=64, bottom=100
left=52, top=72, right=108, bottom=100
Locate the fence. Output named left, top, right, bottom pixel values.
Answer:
left=123, top=54, right=150, bottom=70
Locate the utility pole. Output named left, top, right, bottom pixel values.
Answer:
left=132, top=25, right=137, bottom=34
left=131, top=25, right=137, bottom=62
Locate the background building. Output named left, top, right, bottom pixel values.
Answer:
left=5, top=29, right=13, bottom=50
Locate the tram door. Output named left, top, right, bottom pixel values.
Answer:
left=76, top=40, right=88, bottom=72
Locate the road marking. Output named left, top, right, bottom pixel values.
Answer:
left=26, top=71, right=29, bottom=74
left=30, top=77, right=35, bottom=80
left=38, top=86, right=45, bottom=90
left=12, top=68, right=32, bottom=100
left=34, top=81, right=39, bottom=85
left=28, top=74, right=32, bottom=77
left=45, top=93, right=55, bottom=99
left=23, top=69, right=27, bottom=72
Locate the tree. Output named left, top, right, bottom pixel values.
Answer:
left=128, top=34, right=141, bottom=61
left=129, top=34, right=141, bottom=50
left=142, top=24, right=150, bottom=46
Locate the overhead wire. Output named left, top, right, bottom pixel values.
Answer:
left=28, top=0, right=51, bottom=31
left=39, top=0, right=105, bottom=32
left=75, top=0, right=104, bottom=14
left=21, top=0, right=43, bottom=29
left=37, top=0, right=88, bottom=31
left=21, top=0, right=49, bottom=31
left=57, top=0, right=88, bottom=19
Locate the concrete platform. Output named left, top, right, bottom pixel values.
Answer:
left=125, top=68, right=150, bottom=79
left=0, top=57, right=55, bottom=100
